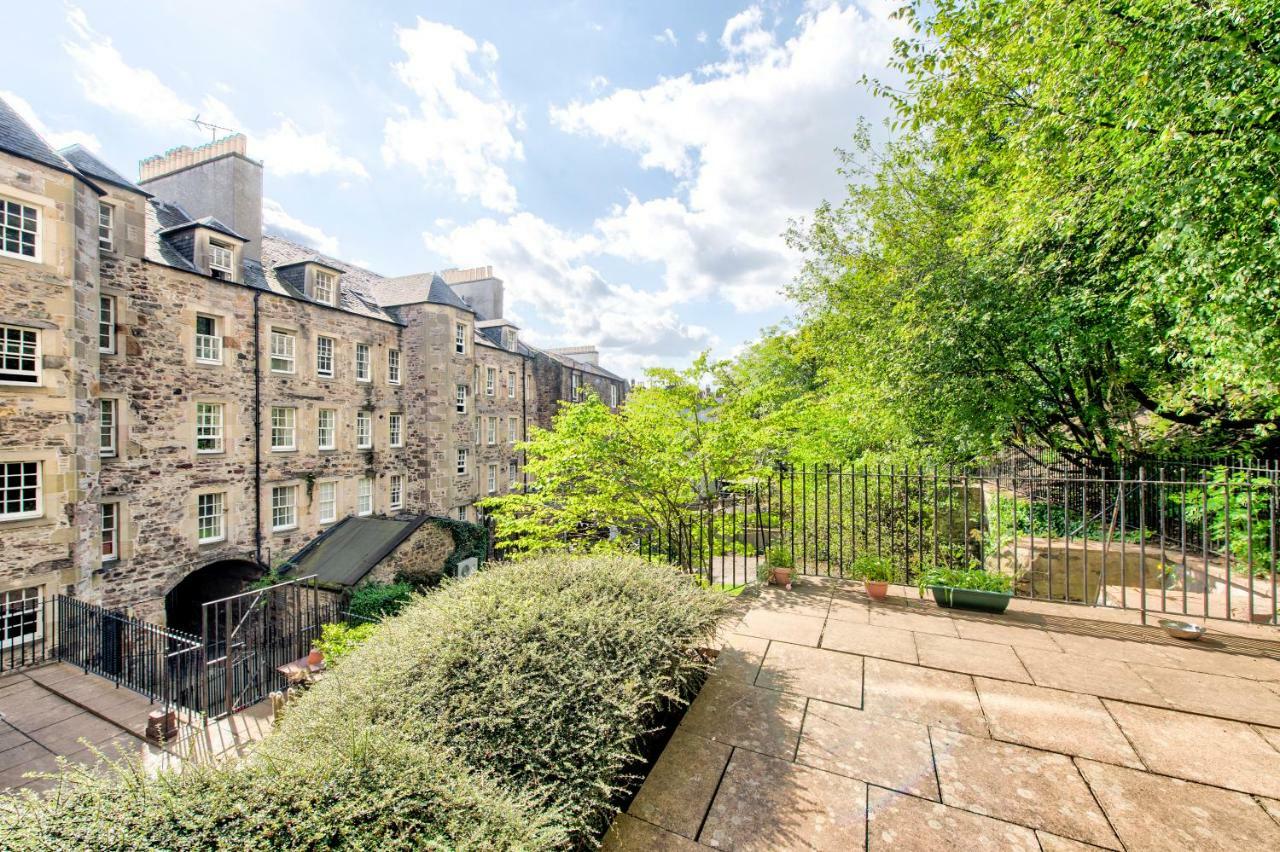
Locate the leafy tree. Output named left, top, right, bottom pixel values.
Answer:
left=482, top=355, right=761, bottom=555
left=782, top=0, right=1280, bottom=464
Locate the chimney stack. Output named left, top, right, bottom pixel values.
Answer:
left=138, top=134, right=263, bottom=261
left=548, top=346, right=600, bottom=366
left=442, top=266, right=504, bottom=321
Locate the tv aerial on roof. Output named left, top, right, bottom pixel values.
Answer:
left=190, top=114, right=238, bottom=143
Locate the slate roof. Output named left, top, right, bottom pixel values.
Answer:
left=542, top=348, right=626, bottom=382
left=0, top=96, right=77, bottom=175
left=59, top=144, right=150, bottom=196
left=368, top=272, right=474, bottom=312
left=283, top=514, right=429, bottom=587
left=159, top=215, right=248, bottom=242
left=258, top=235, right=401, bottom=323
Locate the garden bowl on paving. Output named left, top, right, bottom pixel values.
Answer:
left=1158, top=619, right=1206, bottom=641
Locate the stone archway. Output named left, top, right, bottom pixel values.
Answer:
left=164, top=558, right=264, bottom=637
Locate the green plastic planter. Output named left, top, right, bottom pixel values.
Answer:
left=928, top=585, right=1012, bottom=614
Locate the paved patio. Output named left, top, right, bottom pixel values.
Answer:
left=605, top=578, right=1280, bottom=851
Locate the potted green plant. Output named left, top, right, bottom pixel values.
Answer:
left=916, top=563, right=1014, bottom=614
left=759, top=543, right=794, bottom=590
left=843, top=555, right=900, bottom=600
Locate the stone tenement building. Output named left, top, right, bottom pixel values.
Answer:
left=0, top=95, right=627, bottom=631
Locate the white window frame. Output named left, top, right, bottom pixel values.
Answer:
left=389, top=412, right=403, bottom=448
left=508, top=459, right=519, bottom=487
left=355, top=343, right=371, bottom=382
left=0, top=324, right=41, bottom=386
left=98, top=294, right=116, bottom=354
left=610, top=384, right=618, bottom=408
left=271, top=484, right=298, bottom=531
left=456, top=447, right=468, bottom=476
left=456, top=505, right=468, bottom=522
left=357, top=477, right=373, bottom=517
left=485, top=367, right=496, bottom=396
left=389, top=474, right=404, bottom=510
left=197, top=492, right=225, bottom=543
left=455, top=384, right=468, bottom=414
left=313, top=269, right=337, bottom=306
left=208, top=239, right=234, bottom=278
left=269, top=330, right=296, bottom=374
left=99, top=398, right=117, bottom=458
left=0, top=586, right=43, bottom=649
left=572, top=373, right=582, bottom=401
left=0, top=197, right=40, bottom=262
left=315, top=335, right=334, bottom=378
left=487, top=464, right=497, bottom=495
left=356, top=410, right=372, bottom=449
left=270, top=406, right=296, bottom=451
left=196, top=402, right=224, bottom=454
left=508, top=417, right=517, bottom=443
left=486, top=416, right=497, bottom=446
left=508, top=371, right=516, bottom=399
left=195, top=314, right=222, bottom=364
left=316, top=480, right=337, bottom=524
left=98, top=202, right=113, bottom=253
left=100, top=502, right=119, bottom=562
left=0, top=461, right=41, bottom=521
left=317, top=408, right=337, bottom=451
left=455, top=323, right=467, bottom=354
left=388, top=348, right=401, bottom=384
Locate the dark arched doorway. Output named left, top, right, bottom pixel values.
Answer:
left=165, top=559, right=264, bottom=637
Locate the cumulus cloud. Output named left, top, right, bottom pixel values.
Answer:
left=548, top=1, right=905, bottom=313
left=654, top=28, right=678, bottom=47
left=62, top=6, right=366, bottom=181
left=0, top=90, right=100, bottom=152
left=262, top=198, right=340, bottom=256
left=382, top=17, right=524, bottom=212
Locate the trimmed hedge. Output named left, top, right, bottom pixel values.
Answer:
left=0, top=555, right=728, bottom=849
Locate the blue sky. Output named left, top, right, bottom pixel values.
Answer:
left=5, top=1, right=903, bottom=377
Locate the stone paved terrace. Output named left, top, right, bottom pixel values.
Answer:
left=604, top=578, right=1280, bottom=851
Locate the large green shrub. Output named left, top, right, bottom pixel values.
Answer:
left=347, top=580, right=413, bottom=620
left=0, top=555, right=727, bottom=849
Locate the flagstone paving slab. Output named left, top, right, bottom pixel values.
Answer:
left=755, top=642, right=863, bottom=707
left=825, top=595, right=872, bottom=624
left=862, top=658, right=987, bottom=736
left=914, top=634, right=1032, bottom=683
left=753, top=587, right=833, bottom=619
left=820, top=620, right=916, bottom=664
left=797, top=700, right=939, bottom=800
left=1129, top=662, right=1280, bottom=726
left=700, top=748, right=867, bottom=851
left=602, top=814, right=704, bottom=852
left=866, top=787, right=1039, bottom=851
left=1015, top=648, right=1166, bottom=704
left=1035, top=832, right=1110, bottom=851
left=1103, top=700, right=1280, bottom=797
left=974, top=678, right=1142, bottom=768
left=627, top=729, right=732, bottom=839
left=714, top=634, right=770, bottom=684
left=868, top=606, right=959, bottom=637
left=950, top=616, right=1060, bottom=650
left=737, top=609, right=826, bottom=646
left=1152, top=643, right=1280, bottom=681
left=679, top=675, right=807, bottom=760
left=1077, top=758, right=1280, bottom=852
left=1045, top=632, right=1181, bottom=667
left=930, top=729, right=1120, bottom=848
left=1255, top=723, right=1280, bottom=751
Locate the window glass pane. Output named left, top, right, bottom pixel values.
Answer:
left=101, top=503, right=117, bottom=560
left=1, top=199, right=39, bottom=259
left=196, top=403, right=223, bottom=452
left=271, top=407, right=295, bottom=450
left=197, top=492, right=224, bottom=542
left=270, top=331, right=295, bottom=372
left=98, top=296, right=115, bottom=353
left=99, top=399, right=116, bottom=456
left=316, top=336, right=334, bottom=376
left=0, top=461, right=41, bottom=519
left=0, top=325, right=39, bottom=383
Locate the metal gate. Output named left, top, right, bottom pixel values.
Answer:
left=200, top=575, right=331, bottom=718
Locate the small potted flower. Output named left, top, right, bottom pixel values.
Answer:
left=843, top=555, right=900, bottom=600
left=759, top=544, right=795, bottom=590
left=917, top=563, right=1014, bottom=614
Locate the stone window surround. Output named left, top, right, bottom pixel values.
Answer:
left=355, top=342, right=372, bottom=383
left=270, top=482, right=300, bottom=532
left=0, top=585, right=43, bottom=649
left=269, top=327, right=297, bottom=374
left=0, top=190, right=42, bottom=264
left=487, top=463, right=497, bottom=495
left=270, top=406, right=297, bottom=452
left=485, top=367, right=496, bottom=396
left=317, top=407, right=337, bottom=451
left=97, top=200, right=114, bottom=253
left=100, top=500, right=119, bottom=563
left=356, top=410, right=373, bottom=449
left=194, top=312, right=224, bottom=365
left=315, top=334, right=335, bottom=378
left=455, top=383, right=468, bottom=414
left=315, top=478, right=338, bottom=525
left=356, top=476, right=373, bottom=517
left=196, top=489, right=226, bottom=544
left=486, top=416, right=497, bottom=446
left=0, top=452, right=58, bottom=528
left=389, top=412, right=403, bottom=448
left=456, top=447, right=469, bottom=476
left=507, top=370, right=516, bottom=399
left=99, top=397, right=118, bottom=458
left=0, top=323, right=42, bottom=387
left=195, top=401, right=225, bottom=455
left=388, top=348, right=401, bottom=385
left=98, top=293, right=117, bottom=355
left=455, top=322, right=467, bottom=355
left=0, top=458, right=43, bottom=523
left=388, top=473, right=404, bottom=510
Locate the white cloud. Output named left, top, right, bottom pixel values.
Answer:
left=655, top=28, right=678, bottom=47
left=262, top=198, right=340, bottom=256
left=589, top=75, right=610, bottom=94
left=0, top=90, right=100, bottom=152
left=548, top=1, right=905, bottom=313
left=62, top=6, right=365, bottom=181
left=382, top=17, right=524, bottom=212
left=423, top=213, right=712, bottom=364
left=696, top=31, right=709, bottom=44
left=255, top=119, right=368, bottom=180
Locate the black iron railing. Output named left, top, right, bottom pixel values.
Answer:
left=637, top=461, right=1279, bottom=625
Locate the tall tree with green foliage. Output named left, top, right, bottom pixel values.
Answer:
left=783, top=0, right=1280, bottom=464
left=483, top=355, right=761, bottom=555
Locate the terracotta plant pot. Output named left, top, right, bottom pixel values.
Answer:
left=771, top=568, right=793, bottom=590
left=864, top=579, right=889, bottom=600
left=306, top=647, right=324, bottom=666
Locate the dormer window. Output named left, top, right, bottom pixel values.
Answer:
left=313, top=269, right=337, bottom=306
left=208, top=240, right=234, bottom=279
